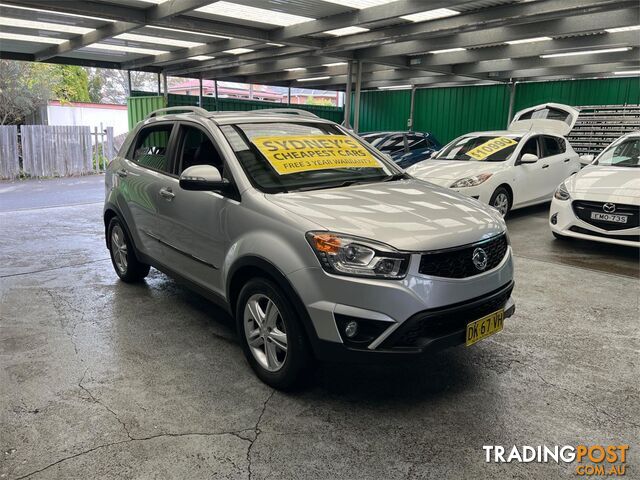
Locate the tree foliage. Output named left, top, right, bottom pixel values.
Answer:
left=0, top=61, right=54, bottom=125
left=0, top=61, right=94, bottom=124
left=53, top=65, right=90, bottom=103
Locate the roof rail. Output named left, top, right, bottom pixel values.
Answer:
left=147, top=106, right=209, bottom=118
left=252, top=108, right=319, bottom=118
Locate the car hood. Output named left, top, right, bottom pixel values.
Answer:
left=266, top=179, right=505, bottom=251
left=407, top=160, right=507, bottom=185
left=566, top=165, right=640, bottom=204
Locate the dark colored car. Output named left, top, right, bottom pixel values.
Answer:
left=360, top=131, right=442, bottom=168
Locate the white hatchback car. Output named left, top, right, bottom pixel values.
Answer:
left=407, top=103, right=581, bottom=216
left=550, top=131, right=640, bottom=247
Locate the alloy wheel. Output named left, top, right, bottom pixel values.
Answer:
left=243, top=293, right=288, bottom=372
left=493, top=193, right=510, bottom=216
left=111, top=225, right=128, bottom=274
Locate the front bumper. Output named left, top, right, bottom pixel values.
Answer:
left=425, top=178, right=493, bottom=204
left=549, top=198, right=640, bottom=247
left=287, top=247, right=515, bottom=361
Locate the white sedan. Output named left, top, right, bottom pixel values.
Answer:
left=407, top=103, right=582, bottom=216
left=550, top=131, right=640, bottom=247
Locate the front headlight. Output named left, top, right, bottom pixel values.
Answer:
left=554, top=182, right=571, bottom=201
left=306, top=231, right=409, bottom=279
left=450, top=173, right=493, bottom=188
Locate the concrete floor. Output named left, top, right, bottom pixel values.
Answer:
left=1, top=176, right=638, bottom=480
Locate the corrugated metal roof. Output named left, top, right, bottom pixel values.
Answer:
left=0, top=0, right=635, bottom=87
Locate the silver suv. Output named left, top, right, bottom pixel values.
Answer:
left=104, top=107, right=515, bottom=389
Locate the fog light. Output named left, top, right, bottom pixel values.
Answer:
left=344, top=321, right=358, bottom=338
left=550, top=213, right=558, bottom=225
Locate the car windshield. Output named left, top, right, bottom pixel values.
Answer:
left=437, top=135, right=522, bottom=162
left=220, top=122, right=399, bottom=193
left=596, top=138, right=640, bottom=167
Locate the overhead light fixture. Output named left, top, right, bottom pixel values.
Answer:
left=196, top=2, right=314, bottom=26
left=189, top=55, right=215, bottom=61
left=285, top=67, right=306, bottom=71
left=605, top=25, right=640, bottom=33
left=115, top=33, right=204, bottom=48
left=322, top=0, right=400, bottom=8
left=429, top=47, right=466, bottom=54
left=378, top=84, right=412, bottom=90
left=322, top=62, right=348, bottom=67
left=85, top=43, right=169, bottom=55
left=0, top=17, right=93, bottom=34
left=540, top=46, right=631, bottom=58
left=298, top=76, right=331, bottom=82
left=324, top=26, right=369, bottom=36
left=0, top=31, right=65, bottom=44
left=224, top=48, right=254, bottom=55
left=506, top=36, right=552, bottom=45
left=613, top=70, right=640, bottom=75
left=0, top=3, right=115, bottom=22
left=401, top=8, right=459, bottom=23
left=150, top=26, right=230, bottom=39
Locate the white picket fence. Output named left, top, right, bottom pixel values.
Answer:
left=0, top=124, right=117, bottom=179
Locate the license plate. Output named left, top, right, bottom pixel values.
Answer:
left=466, top=309, right=504, bottom=346
left=591, top=212, right=628, bottom=224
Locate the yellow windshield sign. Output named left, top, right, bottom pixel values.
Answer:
left=466, top=137, right=517, bottom=161
left=252, top=135, right=383, bottom=175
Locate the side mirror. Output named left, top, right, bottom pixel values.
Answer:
left=430, top=151, right=438, bottom=159
left=520, top=153, right=538, bottom=164
left=179, top=165, right=230, bottom=192
left=579, top=154, right=594, bottom=166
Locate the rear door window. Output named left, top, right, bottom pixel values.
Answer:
left=130, top=124, right=174, bottom=174
left=541, top=136, right=565, bottom=158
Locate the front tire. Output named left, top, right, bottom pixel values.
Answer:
left=236, top=278, right=311, bottom=390
left=108, top=217, right=150, bottom=282
left=489, top=187, right=511, bottom=217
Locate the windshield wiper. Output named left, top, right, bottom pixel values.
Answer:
left=382, top=172, right=407, bottom=182
left=290, top=178, right=384, bottom=192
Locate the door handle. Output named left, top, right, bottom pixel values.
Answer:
left=542, top=164, right=549, bottom=169
left=116, top=169, right=127, bottom=178
left=159, top=187, right=175, bottom=200
left=563, top=158, right=570, bottom=163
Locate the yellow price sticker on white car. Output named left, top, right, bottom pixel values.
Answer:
left=252, top=135, right=383, bottom=175
left=466, top=137, right=517, bottom=161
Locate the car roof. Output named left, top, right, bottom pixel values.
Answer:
left=142, top=108, right=335, bottom=127
left=144, top=111, right=335, bottom=125
left=462, top=130, right=526, bottom=137
left=619, top=130, right=640, bottom=139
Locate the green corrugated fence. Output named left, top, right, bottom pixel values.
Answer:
left=413, top=84, right=510, bottom=145
left=127, top=95, right=165, bottom=130
left=350, top=85, right=511, bottom=142
left=512, top=77, right=640, bottom=111
left=129, top=77, right=639, bottom=143
left=349, top=89, right=412, bottom=132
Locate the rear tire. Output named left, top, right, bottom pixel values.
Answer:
left=108, top=217, right=150, bottom=282
left=489, top=187, right=511, bottom=217
left=236, top=278, right=311, bottom=390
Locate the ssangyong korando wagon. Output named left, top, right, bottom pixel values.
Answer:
left=104, top=107, right=516, bottom=389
